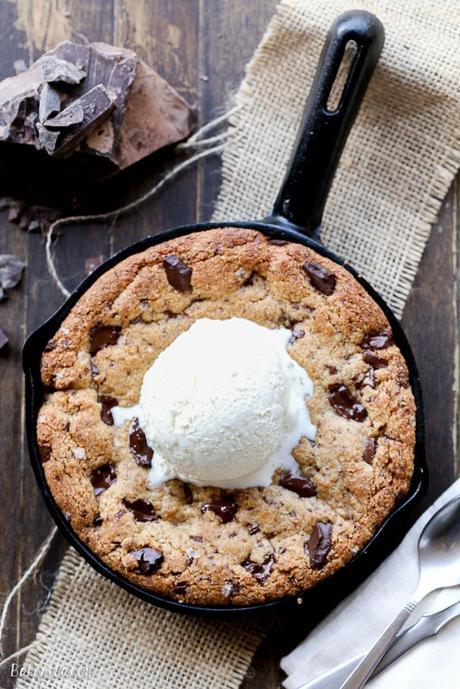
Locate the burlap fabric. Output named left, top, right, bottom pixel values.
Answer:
left=15, top=1, right=459, bottom=687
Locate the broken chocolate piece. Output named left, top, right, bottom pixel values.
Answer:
left=90, top=463, right=116, bottom=496
left=201, top=495, right=238, bottom=524
left=131, top=547, right=164, bottom=575
left=163, top=255, right=192, bottom=292
left=93, top=515, right=103, bottom=527
left=38, top=444, right=51, bottom=463
left=307, top=522, right=332, bottom=569
left=303, top=262, right=336, bottom=295
left=328, top=384, right=367, bottom=422
left=279, top=472, right=317, bottom=498
left=174, top=582, right=188, bottom=596
left=38, top=83, right=61, bottom=123
left=242, top=555, right=274, bottom=583
left=363, top=350, right=388, bottom=369
left=183, top=483, right=194, bottom=504
left=361, top=330, right=393, bottom=350
left=98, top=395, right=118, bottom=426
left=122, top=498, right=156, bottom=522
left=363, top=438, right=377, bottom=464
left=44, top=85, right=115, bottom=158
left=129, top=418, right=153, bottom=468
left=359, top=368, right=376, bottom=389
left=41, top=55, right=86, bottom=85
left=289, top=327, right=305, bottom=344
left=0, top=254, right=25, bottom=300
left=88, top=325, right=121, bottom=355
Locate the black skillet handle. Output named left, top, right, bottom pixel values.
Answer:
left=268, top=10, right=384, bottom=239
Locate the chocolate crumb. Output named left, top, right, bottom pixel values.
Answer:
left=38, top=444, right=52, bottom=463
left=89, top=325, right=121, bottom=355
left=242, top=555, right=274, bottom=583
left=363, top=350, right=388, bottom=369
left=98, top=395, right=118, bottom=425
left=363, top=438, right=377, bottom=464
left=268, top=238, right=288, bottom=246
left=279, top=472, right=317, bottom=498
left=123, top=498, right=156, bottom=522
left=361, top=331, right=393, bottom=350
left=90, top=463, right=116, bottom=496
left=202, top=495, right=238, bottom=524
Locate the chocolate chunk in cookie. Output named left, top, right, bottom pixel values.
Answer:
left=361, top=330, right=393, bottom=350
left=242, top=555, right=274, bottom=583
left=129, top=418, right=153, bottom=468
left=131, top=547, right=164, bottom=575
left=123, top=498, right=156, bottom=522
left=89, top=325, right=121, bottom=355
left=303, top=262, right=336, bottom=295
left=279, top=472, right=316, bottom=498
left=201, top=494, right=238, bottom=524
left=328, top=384, right=367, bottom=422
left=90, top=464, right=116, bottom=496
left=307, top=522, right=332, bottom=569
left=163, top=255, right=192, bottom=292
left=98, top=395, right=118, bottom=425
left=363, top=351, right=387, bottom=369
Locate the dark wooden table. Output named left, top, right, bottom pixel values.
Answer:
left=0, top=2, right=458, bottom=687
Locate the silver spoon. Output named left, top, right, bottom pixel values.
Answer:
left=339, top=495, right=460, bottom=689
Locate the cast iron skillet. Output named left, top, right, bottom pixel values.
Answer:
left=24, top=10, right=427, bottom=614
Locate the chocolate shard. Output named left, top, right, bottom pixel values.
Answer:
left=90, top=463, right=116, bottom=496
left=363, top=438, right=377, bottom=464
left=307, top=522, right=332, bottom=569
left=98, top=395, right=118, bottom=426
left=361, top=330, right=393, bottom=350
left=88, top=325, right=121, bottom=355
left=123, top=498, right=156, bottom=522
left=242, top=555, right=274, bottom=584
left=38, top=83, right=61, bottom=123
left=40, top=56, right=86, bottom=85
left=44, top=85, right=115, bottom=158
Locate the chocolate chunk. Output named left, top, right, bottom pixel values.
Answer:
left=242, top=555, right=274, bottom=584
left=326, top=365, right=338, bottom=374
left=221, top=582, right=236, bottom=598
left=190, top=535, right=203, bottom=543
left=307, top=522, right=332, bottom=569
left=363, top=438, right=377, bottom=464
left=93, top=516, right=103, bottom=527
left=88, top=325, right=121, bottom=355
left=129, top=418, right=153, bottom=468
left=0, top=254, right=25, bottom=301
left=122, top=498, right=156, bottom=522
left=174, top=582, right=188, bottom=596
left=279, top=472, right=317, bottom=498
left=303, top=262, right=336, bottom=295
left=361, top=330, right=393, bottom=350
left=201, top=495, right=238, bottom=524
left=247, top=523, right=260, bottom=535
left=268, top=238, right=288, bottom=246
left=38, top=444, right=51, bottom=463
left=131, top=547, right=164, bottom=575
left=85, top=255, right=104, bottom=275
left=163, top=255, right=193, bottom=292
left=98, top=395, right=118, bottom=426
left=328, top=384, right=367, bottom=422
left=363, top=351, right=387, bottom=369
left=90, top=463, right=116, bottom=496
left=90, top=362, right=100, bottom=376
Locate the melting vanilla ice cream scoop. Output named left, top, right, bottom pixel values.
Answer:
left=113, top=317, right=316, bottom=489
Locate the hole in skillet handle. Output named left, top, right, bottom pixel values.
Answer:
left=266, top=10, right=385, bottom=240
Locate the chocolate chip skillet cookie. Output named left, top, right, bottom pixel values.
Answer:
left=37, top=228, right=415, bottom=606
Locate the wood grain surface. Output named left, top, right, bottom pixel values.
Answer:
left=0, top=2, right=458, bottom=688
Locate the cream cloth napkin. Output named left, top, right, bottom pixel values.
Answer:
left=281, top=479, right=460, bottom=689
left=12, top=0, right=460, bottom=687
